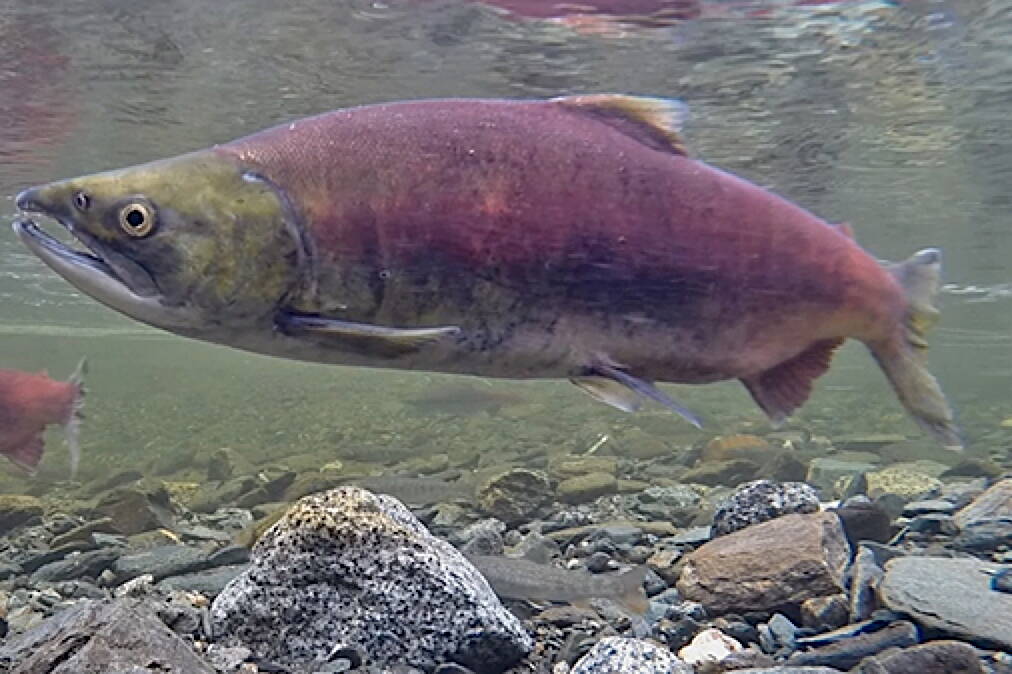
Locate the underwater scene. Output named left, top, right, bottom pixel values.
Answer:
left=0, top=0, right=1010, bottom=671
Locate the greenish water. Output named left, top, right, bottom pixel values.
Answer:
left=1, top=0, right=1010, bottom=485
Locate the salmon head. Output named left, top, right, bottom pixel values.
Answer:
left=12, top=151, right=305, bottom=336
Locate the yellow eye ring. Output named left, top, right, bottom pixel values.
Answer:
left=118, top=202, right=155, bottom=237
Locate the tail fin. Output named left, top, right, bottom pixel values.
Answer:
left=63, top=358, right=87, bottom=478
left=868, top=249, right=962, bottom=450
left=614, top=565, right=650, bottom=615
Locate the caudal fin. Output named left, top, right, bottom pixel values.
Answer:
left=868, top=249, right=962, bottom=450
left=63, top=358, right=87, bottom=478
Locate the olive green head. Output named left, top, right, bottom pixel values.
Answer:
left=13, top=150, right=304, bottom=335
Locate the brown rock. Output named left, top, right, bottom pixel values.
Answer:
left=681, top=459, right=760, bottom=487
left=676, top=512, right=850, bottom=615
left=954, top=478, right=1011, bottom=529
left=702, top=434, right=771, bottom=462
left=93, top=482, right=175, bottom=535
left=854, top=640, right=984, bottom=674
left=548, top=455, right=618, bottom=480
left=800, top=594, right=850, bottom=630
left=556, top=472, right=618, bottom=504
left=477, top=468, right=551, bottom=525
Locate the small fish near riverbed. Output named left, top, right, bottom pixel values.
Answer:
left=11, top=94, right=961, bottom=449
left=0, top=359, right=85, bottom=477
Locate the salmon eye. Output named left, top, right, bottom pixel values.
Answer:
left=118, top=202, right=154, bottom=237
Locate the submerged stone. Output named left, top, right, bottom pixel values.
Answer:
left=211, top=486, right=531, bottom=672
left=711, top=479, right=820, bottom=536
left=0, top=598, right=214, bottom=673
left=0, top=495, right=43, bottom=531
left=877, top=556, right=1012, bottom=650
left=677, top=512, right=850, bottom=615
left=571, top=636, right=693, bottom=674
left=476, top=468, right=551, bottom=525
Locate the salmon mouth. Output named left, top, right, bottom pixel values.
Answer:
left=10, top=214, right=196, bottom=329
left=11, top=215, right=160, bottom=299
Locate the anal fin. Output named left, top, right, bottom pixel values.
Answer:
left=5, top=433, right=45, bottom=475
left=571, top=376, right=643, bottom=413
left=277, top=311, right=460, bottom=357
left=742, top=338, right=843, bottom=425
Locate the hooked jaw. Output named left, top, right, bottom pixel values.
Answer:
left=12, top=187, right=197, bottom=330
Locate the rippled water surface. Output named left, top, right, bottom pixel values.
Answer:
left=0, top=0, right=1010, bottom=483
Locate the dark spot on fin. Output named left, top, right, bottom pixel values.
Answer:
left=276, top=311, right=460, bottom=357
left=742, top=337, right=843, bottom=425
left=551, top=94, right=690, bottom=156
left=575, top=358, right=702, bottom=428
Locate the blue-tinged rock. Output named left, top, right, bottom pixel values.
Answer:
left=787, top=620, right=919, bottom=669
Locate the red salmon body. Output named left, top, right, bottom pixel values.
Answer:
left=0, top=362, right=84, bottom=475
left=12, top=95, right=960, bottom=448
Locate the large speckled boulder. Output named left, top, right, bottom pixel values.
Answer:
left=711, top=480, right=820, bottom=536
left=571, top=637, right=693, bottom=674
left=210, top=487, right=532, bottom=673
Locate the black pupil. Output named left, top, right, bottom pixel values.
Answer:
left=75, top=193, right=88, bottom=209
left=125, top=208, right=145, bottom=228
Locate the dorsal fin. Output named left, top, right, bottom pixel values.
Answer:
left=551, top=94, right=689, bottom=155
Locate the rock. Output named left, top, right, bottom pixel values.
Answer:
left=907, top=513, right=958, bottom=536
left=206, top=447, right=258, bottom=483
left=940, top=458, right=1003, bottom=479
left=556, top=472, right=617, bottom=504
left=0, top=495, right=44, bottom=531
left=49, top=517, right=120, bottom=548
left=211, top=487, right=531, bottom=672
left=31, top=549, right=120, bottom=583
left=112, top=544, right=210, bottom=583
left=646, top=547, right=682, bottom=585
left=157, top=564, right=248, bottom=598
left=806, top=458, right=877, bottom=494
left=954, top=478, right=1011, bottom=527
left=730, top=669, right=842, bottom=674
left=800, top=594, right=849, bottom=631
left=903, top=499, right=956, bottom=516
left=634, top=485, right=703, bottom=524
left=678, top=627, right=745, bottom=665
left=476, top=469, right=551, bottom=525
left=992, top=568, right=1012, bottom=593
left=93, top=482, right=176, bottom=535
left=711, top=480, right=820, bottom=536
left=787, top=620, right=919, bottom=669
left=681, top=459, right=759, bottom=487
left=234, top=470, right=296, bottom=509
left=616, top=428, right=676, bottom=460
left=0, top=598, right=214, bottom=673
left=701, top=434, right=771, bottom=462
left=877, top=556, right=1012, bottom=650
left=283, top=471, right=346, bottom=501
left=953, top=518, right=1012, bottom=552
left=189, top=476, right=260, bottom=514
left=853, top=639, right=985, bottom=673
left=849, top=544, right=884, bottom=622
left=833, top=499, right=893, bottom=545
left=759, top=451, right=809, bottom=483
left=571, top=636, right=693, bottom=674
left=865, top=466, right=941, bottom=501
left=677, top=512, right=850, bottom=615
left=548, top=455, right=617, bottom=480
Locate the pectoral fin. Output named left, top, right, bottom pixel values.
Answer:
left=572, top=359, right=703, bottom=428
left=277, top=311, right=460, bottom=356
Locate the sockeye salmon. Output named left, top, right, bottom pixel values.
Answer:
left=0, top=359, right=85, bottom=476
left=11, top=95, right=961, bottom=448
